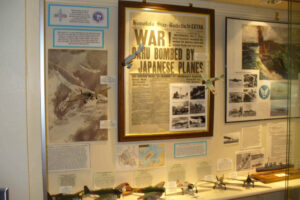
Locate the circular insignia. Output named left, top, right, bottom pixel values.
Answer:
left=93, top=11, right=103, bottom=23
left=259, top=85, right=270, bottom=99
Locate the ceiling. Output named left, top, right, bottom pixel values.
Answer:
left=206, top=0, right=300, bottom=11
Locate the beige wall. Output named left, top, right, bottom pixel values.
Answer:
left=0, top=0, right=30, bottom=200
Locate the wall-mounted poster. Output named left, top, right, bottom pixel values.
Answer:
left=225, top=17, right=293, bottom=123
left=47, top=49, right=108, bottom=143
left=118, top=1, right=215, bottom=141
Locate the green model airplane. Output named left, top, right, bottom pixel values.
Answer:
left=133, top=182, right=165, bottom=200
left=47, top=191, right=83, bottom=200
left=83, top=183, right=132, bottom=199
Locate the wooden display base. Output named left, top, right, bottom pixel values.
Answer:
left=251, top=168, right=300, bottom=183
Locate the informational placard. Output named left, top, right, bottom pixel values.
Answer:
left=118, top=2, right=215, bottom=141
left=225, top=18, right=291, bottom=122
left=48, top=4, right=109, bottom=28
left=48, top=144, right=90, bottom=172
left=174, top=141, right=207, bottom=158
left=53, top=28, right=104, bottom=48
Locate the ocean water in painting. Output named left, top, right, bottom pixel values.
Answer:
left=242, top=25, right=290, bottom=80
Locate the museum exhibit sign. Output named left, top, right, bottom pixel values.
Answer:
left=118, top=1, right=215, bottom=141
left=225, top=17, right=291, bottom=123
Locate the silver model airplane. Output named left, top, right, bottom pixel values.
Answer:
left=122, top=43, right=145, bottom=69
left=199, top=70, right=224, bottom=94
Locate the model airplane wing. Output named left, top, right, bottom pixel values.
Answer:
left=122, top=43, right=145, bottom=68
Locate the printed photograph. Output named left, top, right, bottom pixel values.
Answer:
left=229, top=92, right=243, bottom=103
left=243, top=89, right=257, bottom=102
left=250, top=153, right=264, bottom=168
left=189, top=116, right=206, bottom=128
left=229, top=77, right=243, bottom=88
left=190, top=100, right=205, bottom=114
left=172, top=101, right=189, bottom=115
left=271, top=100, right=288, bottom=116
left=171, top=85, right=189, bottom=100
left=270, top=81, right=288, bottom=100
left=224, top=132, right=240, bottom=145
left=190, top=85, right=205, bottom=99
left=47, top=49, right=108, bottom=143
left=243, top=104, right=256, bottom=117
left=243, top=74, right=257, bottom=87
left=228, top=105, right=243, bottom=117
left=236, top=152, right=251, bottom=171
left=242, top=25, right=289, bottom=80
left=171, top=117, right=189, bottom=129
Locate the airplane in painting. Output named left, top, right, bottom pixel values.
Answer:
left=122, top=43, right=145, bottom=69
left=66, top=87, right=110, bottom=104
left=199, top=70, right=224, bottom=94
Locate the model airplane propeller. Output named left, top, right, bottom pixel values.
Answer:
left=122, top=43, right=145, bottom=69
left=199, top=70, right=224, bottom=94
left=66, top=87, right=110, bottom=104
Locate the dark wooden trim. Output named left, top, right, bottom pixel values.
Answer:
left=118, top=1, right=215, bottom=142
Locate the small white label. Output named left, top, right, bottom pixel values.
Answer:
left=59, top=186, right=72, bottom=194
left=100, top=76, right=116, bottom=84
left=100, top=120, right=116, bottom=129
left=228, top=172, right=238, bottom=179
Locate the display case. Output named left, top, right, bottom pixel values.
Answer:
left=39, top=0, right=300, bottom=200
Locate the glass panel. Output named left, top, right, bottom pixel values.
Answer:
left=287, top=0, right=300, bottom=199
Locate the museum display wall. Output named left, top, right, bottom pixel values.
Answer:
left=40, top=0, right=300, bottom=199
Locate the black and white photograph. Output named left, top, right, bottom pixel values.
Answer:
left=243, top=104, right=256, bottom=117
left=271, top=100, right=288, bottom=116
left=190, top=85, right=205, bottom=99
left=228, top=104, right=243, bottom=117
left=47, top=49, right=108, bottom=143
left=190, top=100, right=205, bottom=114
left=243, top=74, right=257, bottom=87
left=236, top=152, right=251, bottom=171
left=223, top=132, right=240, bottom=145
left=250, top=153, right=264, bottom=168
left=172, top=101, right=189, bottom=115
left=189, top=116, right=206, bottom=128
left=229, top=92, right=243, bottom=103
left=171, top=85, right=189, bottom=100
left=229, top=77, right=243, bottom=88
left=171, top=117, right=189, bottom=129
left=243, top=89, right=257, bottom=102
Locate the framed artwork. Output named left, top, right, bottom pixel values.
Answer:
left=225, top=17, right=291, bottom=123
left=118, top=1, right=215, bottom=141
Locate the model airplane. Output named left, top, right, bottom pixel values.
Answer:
left=228, top=175, right=271, bottom=188
left=198, top=175, right=229, bottom=190
left=66, top=87, right=110, bottom=104
left=132, top=182, right=165, bottom=200
left=199, top=70, right=224, bottom=94
left=47, top=191, right=83, bottom=200
left=122, top=43, right=145, bottom=69
left=83, top=183, right=132, bottom=199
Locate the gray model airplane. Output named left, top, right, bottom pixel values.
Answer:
left=122, top=43, right=145, bottom=69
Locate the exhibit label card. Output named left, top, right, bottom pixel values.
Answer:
left=53, top=29, right=104, bottom=48
left=48, top=4, right=109, bottom=28
left=48, top=144, right=90, bottom=171
left=174, top=141, right=207, bottom=158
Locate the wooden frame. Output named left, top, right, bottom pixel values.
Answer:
left=118, top=1, right=215, bottom=141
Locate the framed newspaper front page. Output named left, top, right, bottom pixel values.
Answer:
left=118, top=1, right=215, bottom=141
left=225, top=17, right=290, bottom=123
